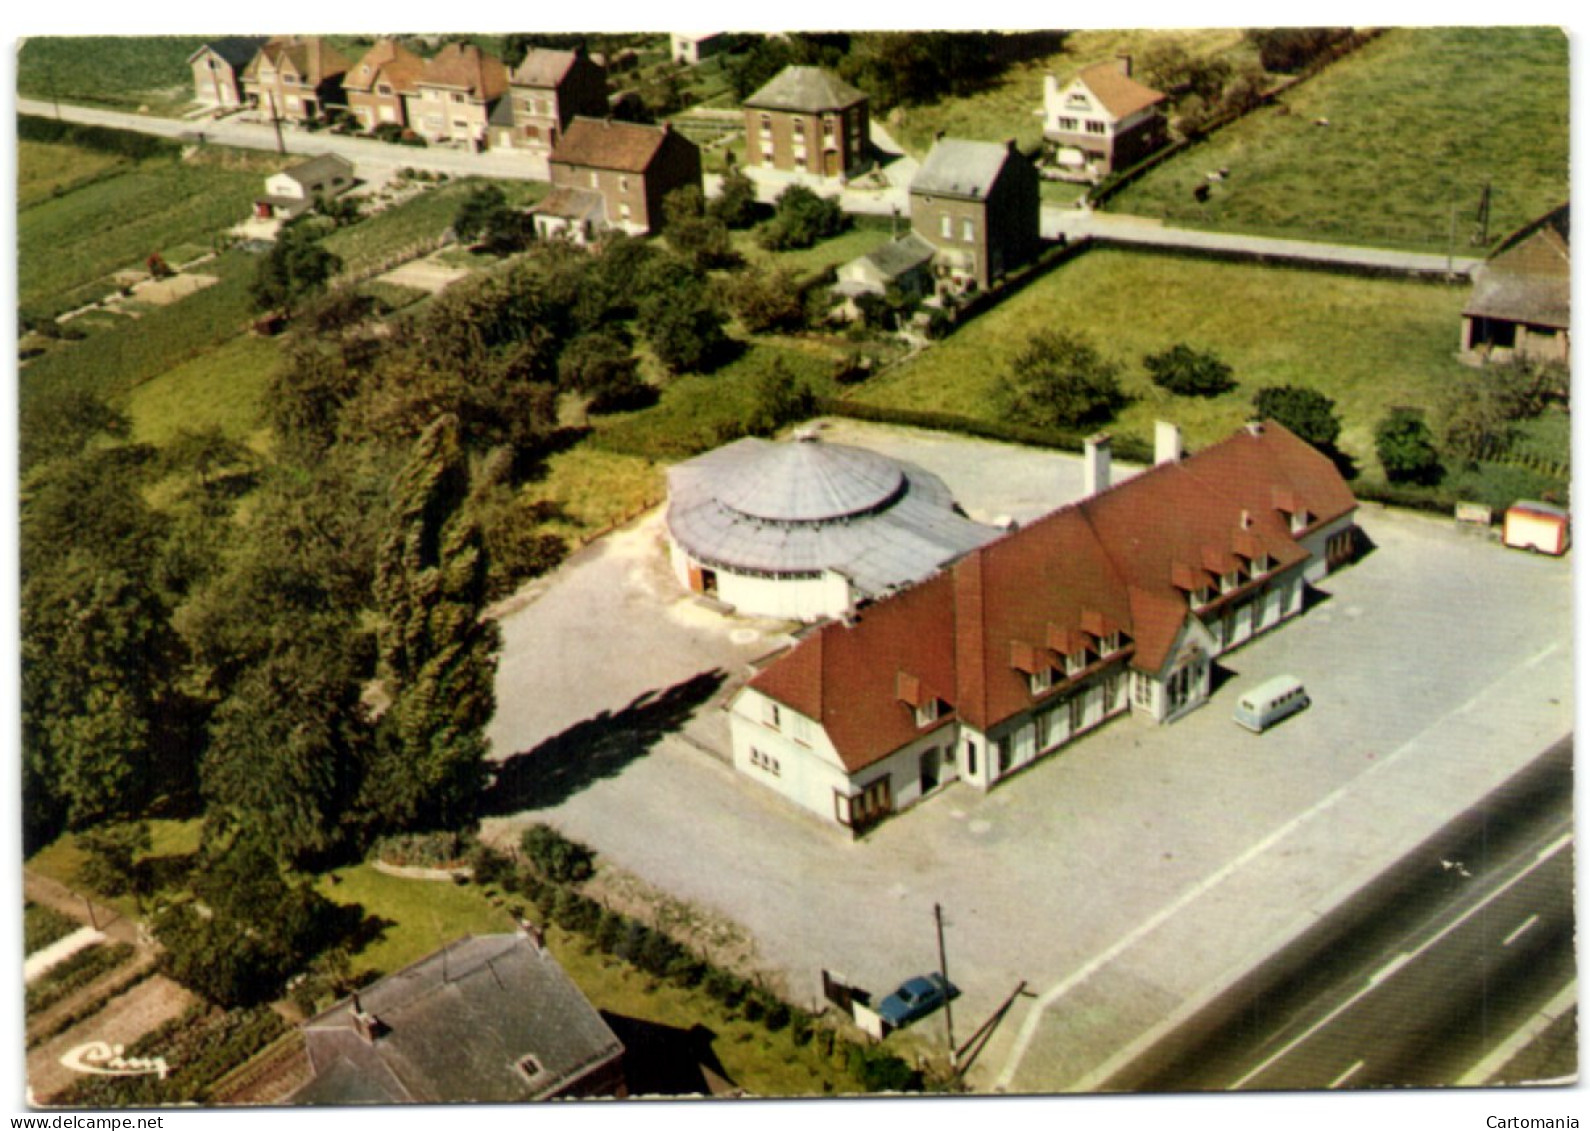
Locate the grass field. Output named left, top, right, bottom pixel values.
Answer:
left=124, top=333, right=281, bottom=450
left=731, top=214, right=895, bottom=277
left=17, top=36, right=213, bottom=113
left=1110, top=27, right=1569, bottom=253
left=851, top=247, right=1473, bottom=464
left=17, top=141, right=131, bottom=209
left=18, top=151, right=264, bottom=315
left=324, top=179, right=547, bottom=276
left=886, top=28, right=1251, bottom=157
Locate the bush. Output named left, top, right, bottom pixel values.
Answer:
left=847, top=1043, right=924, bottom=1093
left=704, top=966, right=746, bottom=1008
left=372, top=830, right=473, bottom=869
left=757, top=185, right=847, bottom=251
left=594, top=909, right=627, bottom=954
left=78, top=821, right=152, bottom=898
left=1252, top=385, right=1341, bottom=450
left=1375, top=407, right=1443, bottom=485
left=1000, top=329, right=1127, bottom=429
left=519, top=823, right=596, bottom=884
left=553, top=889, right=601, bottom=934
left=763, top=999, right=792, bottom=1031
left=1142, top=343, right=1236, bottom=397
left=467, top=842, right=515, bottom=888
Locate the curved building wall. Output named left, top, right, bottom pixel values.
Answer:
left=669, top=535, right=853, bottom=621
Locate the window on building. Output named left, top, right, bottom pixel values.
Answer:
left=765, top=701, right=781, bottom=730
left=1086, top=120, right=1107, bottom=135
left=1029, top=667, right=1054, bottom=696
left=823, top=116, right=835, bottom=138
left=1057, top=116, right=1079, bottom=131
left=1100, top=632, right=1122, bottom=655
left=762, top=145, right=775, bottom=162
left=378, top=83, right=392, bottom=96
left=791, top=714, right=812, bottom=746
left=619, top=203, right=632, bottom=221
left=1290, top=511, right=1312, bottom=534
left=1066, top=93, right=1089, bottom=108
left=750, top=748, right=782, bottom=776
left=759, top=112, right=772, bottom=133
left=1133, top=672, right=1154, bottom=708
left=940, top=215, right=953, bottom=239
left=996, top=738, right=1011, bottom=775
left=619, top=175, right=629, bottom=193
left=965, top=739, right=978, bottom=777
left=452, top=92, right=466, bottom=104
left=1221, top=570, right=1240, bottom=594
left=915, top=699, right=940, bottom=728
left=1065, top=648, right=1088, bottom=676
left=589, top=171, right=600, bottom=188
left=793, top=119, right=805, bottom=137
left=962, top=218, right=975, bottom=242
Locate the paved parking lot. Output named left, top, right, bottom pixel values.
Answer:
left=483, top=424, right=1572, bottom=1091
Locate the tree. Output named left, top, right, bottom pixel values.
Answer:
left=250, top=225, right=341, bottom=314
left=1000, top=330, right=1127, bottom=429
left=745, top=360, right=815, bottom=436
left=364, top=415, right=501, bottom=833
left=1247, top=28, right=1350, bottom=74
left=1143, top=344, right=1236, bottom=397
left=843, top=31, right=1002, bottom=109
left=202, top=636, right=372, bottom=865
left=79, top=822, right=153, bottom=898
left=1251, top=385, right=1341, bottom=449
left=640, top=282, right=729, bottom=375
left=709, top=162, right=759, bottom=229
left=757, top=185, right=847, bottom=251
left=723, top=266, right=806, bottom=333
left=1438, top=370, right=1521, bottom=462
left=18, top=387, right=129, bottom=475
left=557, top=330, right=648, bottom=412
left=452, top=184, right=532, bottom=253
left=1374, top=407, right=1443, bottom=485
left=663, top=187, right=738, bottom=269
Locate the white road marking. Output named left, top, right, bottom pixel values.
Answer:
left=991, top=648, right=1566, bottom=1092
left=1227, top=833, right=1573, bottom=1090
left=1502, top=914, right=1540, bottom=948
left=1329, top=1060, right=1365, bottom=1089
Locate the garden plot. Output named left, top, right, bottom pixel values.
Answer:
left=377, top=252, right=472, bottom=294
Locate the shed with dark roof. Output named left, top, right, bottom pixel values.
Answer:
left=1461, top=204, right=1569, bottom=366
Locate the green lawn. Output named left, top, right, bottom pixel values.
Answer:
left=322, top=178, right=547, bottom=276
left=124, top=333, right=281, bottom=450
left=17, top=140, right=130, bottom=209
left=18, top=36, right=214, bottom=113
left=852, top=246, right=1473, bottom=465
left=886, top=29, right=1251, bottom=157
left=521, top=448, right=665, bottom=543
left=1110, top=27, right=1569, bottom=253
left=18, top=152, right=263, bottom=315
left=732, top=215, right=895, bottom=278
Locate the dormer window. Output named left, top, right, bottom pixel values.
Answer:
left=1065, top=649, right=1088, bottom=676
left=1100, top=631, right=1122, bottom=655
left=1220, top=570, right=1240, bottom=594
left=1289, top=510, right=1311, bottom=534
left=1029, top=667, right=1054, bottom=696
left=1192, top=586, right=1213, bottom=608
left=915, top=699, right=940, bottom=728
left=1253, top=552, right=1271, bottom=574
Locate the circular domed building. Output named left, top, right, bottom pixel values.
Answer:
left=665, top=433, right=999, bottom=621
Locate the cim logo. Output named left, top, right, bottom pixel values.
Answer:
left=59, top=1041, right=170, bottom=1080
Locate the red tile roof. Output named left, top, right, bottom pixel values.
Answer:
left=247, top=36, right=350, bottom=86
left=344, top=39, right=426, bottom=95
left=749, top=422, right=1356, bottom=770
left=418, top=43, right=508, bottom=101
left=1075, top=62, right=1165, bottom=120
left=551, top=117, right=679, bottom=174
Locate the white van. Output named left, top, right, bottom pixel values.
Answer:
left=1233, top=675, right=1310, bottom=733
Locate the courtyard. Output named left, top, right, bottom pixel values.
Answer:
left=481, top=421, right=1573, bottom=1091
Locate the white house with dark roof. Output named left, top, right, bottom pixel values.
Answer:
left=254, top=153, right=356, bottom=219
left=292, top=932, right=626, bottom=1105
left=1042, top=56, right=1169, bottom=178
left=833, top=232, right=938, bottom=315
left=742, top=65, right=869, bottom=180
left=729, top=422, right=1358, bottom=833
left=666, top=432, right=1000, bottom=621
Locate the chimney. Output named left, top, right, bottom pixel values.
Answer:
left=1245, top=420, right=1265, bottom=437
left=1117, top=53, right=1133, bottom=78
left=350, top=993, right=386, bottom=1044
left=1083, top=432, right=1112, bottom=497
left=1154, top=420, right=1183, bottom=466
left=1240, top=509, right=1253, bottom=529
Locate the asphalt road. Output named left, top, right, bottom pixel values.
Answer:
left=1127, top=739, right=1576, bottom=1091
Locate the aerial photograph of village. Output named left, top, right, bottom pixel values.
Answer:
left=8, top=14, right=1575, bottom=1123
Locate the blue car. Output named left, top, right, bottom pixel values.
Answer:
left=876, top=973, right=957, bottom=1028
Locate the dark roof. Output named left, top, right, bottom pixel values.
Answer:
left=1464, top=204, right=1570, bottom=328
left=281, top=152, right=355, bottom=186
left=551, top=117, right=688, bottom=173
left=911, top=138, right=1021, bottom=200
left=858, top=232, right=937, bottom=279
left=294, top=933, right=623, bottom=1105
left=190, top=37, right=269, bottom=69
left=743, top=65, right=867, bottom=113
left=750, top=422, right=1357, bottom=767
left=530, top=186, right=608, bottom=223
left=510, top=47, right=591, bottom=88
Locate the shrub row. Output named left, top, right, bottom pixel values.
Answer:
left=25, top=942, right=135, bottom=1016
left=371, top=830, right=475, bottom=870
left=28, top=964, right=157, bottom=1050
left=19, top=114, right=179, bottom=161
left=23, top=901, right=82, bottom=955
left=813, top=397, right=1155, bottom=463
left=55, top=1004, right=286, bottom=1107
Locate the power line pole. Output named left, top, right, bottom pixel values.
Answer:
left=935, top=902, right=956, bottom=1068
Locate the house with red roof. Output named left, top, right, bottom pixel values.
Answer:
left=404, top=43, right=509, bottom=149
left=531, top=117, right=702, bottom=241
left=728, top=421, right=1358, bottom=833
left=1042, top=55, right=1169, bottom=179
left=343, top=38, right=427, bottom=132
left=241, top=36, right=351, bottom=123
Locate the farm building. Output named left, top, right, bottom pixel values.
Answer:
left=1461, top=204, right=1570, bottom=367
left=665, top=432, right=1001, bottom=622
left=293, top=932, right=626, bottom=1104
left=728, top=422, right=1358, bottom=833
left=254, top=153, right=356, bottom=219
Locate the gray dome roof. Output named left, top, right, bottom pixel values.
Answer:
left=715, top=438, right=906, bottom=522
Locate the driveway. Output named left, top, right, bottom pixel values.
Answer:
left=482, top=426, right=1572, bottom=1092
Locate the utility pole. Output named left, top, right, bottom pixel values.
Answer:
left=269, top=94, right=286, bottom=156
left=935, top=902, right=956, bottom=1068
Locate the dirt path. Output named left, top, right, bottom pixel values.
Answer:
left=23, top=870, right=142, bottom=949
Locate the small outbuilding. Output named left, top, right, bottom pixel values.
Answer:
left=1503, top=501, right=1570, bottom=555
left=666, top=433, right=1000, bottom=621
left=1461, top=204, right=1569, bottom=367
left=254, top=153, right=356, bottom=220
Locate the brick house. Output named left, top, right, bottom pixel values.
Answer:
left=494, top=46, right=609, bottom=154
left=742, top=65, right=869, bottom=180
left=188, top=37, right=268, bottom=109
left=532, top=117, right=702, bottom=241
left=343, top=39, right=426, bottom=132
left=1042, top=56, right=1169, bottom=178
left=728, top=421, right=1358, bottom=834
left=404, top=43, right=509, bottom=148
left=909, top=137, right=1041, bottom=293
left=1461, top=204, right=1570, bottom=367
left=241, top=36, right=351, bottom=123
left=293, top=932, right=626, bottom=1104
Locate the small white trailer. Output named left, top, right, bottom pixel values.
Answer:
left=1502, top=501, right=1571, bottom=556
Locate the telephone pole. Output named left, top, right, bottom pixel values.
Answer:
left=935, top=902, right=956, bottom=1068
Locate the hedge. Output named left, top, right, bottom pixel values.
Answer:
left=19, top=114, right=180, bottom=161
left=25, top=942, right=135, bottom=1016
left=813, top=397, right=1155, bottom=463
